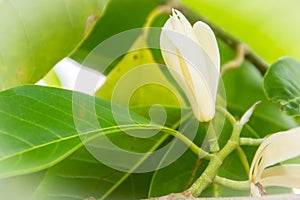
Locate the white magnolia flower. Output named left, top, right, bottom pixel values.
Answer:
left=160, top=9, right=220, bottom=122
left=249, top=127, right=300, bottom=196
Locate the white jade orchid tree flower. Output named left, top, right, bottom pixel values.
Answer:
left=249, top=127, right=300, bottom=196
left=160, top=9, right=220, bottom=122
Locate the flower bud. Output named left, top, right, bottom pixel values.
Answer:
left=160, top=9, right=220, bottom=122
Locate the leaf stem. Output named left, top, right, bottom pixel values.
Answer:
left=213, top=176, right=250, bottom=191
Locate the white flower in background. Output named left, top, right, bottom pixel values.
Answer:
left=36, top=58, right=106, bottom=95
left=160, top=9, right=220, bottom=122
left=249, top=127, right=300, bottom=196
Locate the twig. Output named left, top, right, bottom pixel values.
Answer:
left=221, top=44, right=248, bottom=74
left=188, top=120, right=243, bottom=196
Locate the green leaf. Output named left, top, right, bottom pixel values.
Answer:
left=0, top=0, right=105, bottom=90
left=0, top=85, right=195, bottom=199
left=70, top=0, right=162, bottom=75
left=263, top=57, right=300, bottom=116
left=0, top=85, right=189, bottom=198
left=0, top=86, right=80, bottom=178
left=0, top=85, right=169, bottom=179
left=33, top=147, right=153, bottom=200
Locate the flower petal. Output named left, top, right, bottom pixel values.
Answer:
left=188, top=61, right=215, bottom=121
left=160, top=18, right=183, bottom=76
left=193, top=21, right=220, bottom=70
left=250, top=127, right=300, bottom=181
left=260, top=165, right=300, bottom=188
left=172, top=9, right=197, bottom=41
left=193, top=21, right=220, bottom=103
left=250, top=136, right=270, bottom=183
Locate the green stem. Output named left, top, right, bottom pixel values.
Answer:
left=214, top=176, right=250, bottom=191
left=212, top=183, right=220, bottom=198
left=171, top=113, right=210, bottom=158
left=208, top=126, right=220, bottom=153
left=240, top=137, right=265, bottom=146
left=203, top=122, right=220, bottom=153
left=171, top=2, right=269, bottom=75
left=236, top=146, right=250, bottom=174
left=163, top=126, right=211, bottom=159
left=216, top=106, right=236, bottom=125
left=203, top=105, right=237, bottom=154
left=189, top=122, right=243, bottom=196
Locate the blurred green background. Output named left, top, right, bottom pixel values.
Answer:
left=182, top=0, right=300, bottom=63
